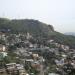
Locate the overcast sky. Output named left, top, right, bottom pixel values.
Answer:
left=0, top=0, right=74, bottom=33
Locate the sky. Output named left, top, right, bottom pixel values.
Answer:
left=0, top=0, right=75, bottom=33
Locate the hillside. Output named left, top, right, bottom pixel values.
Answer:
left=0, top=18, right=75, bottom=48
left=0, top=18, right=54, bottom=34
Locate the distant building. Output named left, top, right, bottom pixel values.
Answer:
left=26, top=32, right=32, bottom=39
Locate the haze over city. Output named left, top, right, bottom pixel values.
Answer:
left=0, top=0, right=74, bottom=33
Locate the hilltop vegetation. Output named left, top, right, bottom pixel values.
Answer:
left=0, top=18, right=54, bottom=34
left=0, top=18, right=75, bottom=48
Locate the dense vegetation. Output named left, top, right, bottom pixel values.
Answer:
left=0, top=18, right=75, bottom=48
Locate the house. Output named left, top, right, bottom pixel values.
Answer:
left=48, top=40, right=54, bottom=43
left=32, top=53, right=39, bottom=59
left=60, top=45, right=69, bottom=51
left=29, top=43, right=38, bottom=48
left=55, top=59, right=64, bottom=66
left=0, top=32, right=6, bottom=40
left=61, top=54, right=67, bottom=58
left=0, top=44, right=6, bottom=52
left=48, top=73, right=59, bottom=75
left=31, top=61, right=40, bottom=69
left=29, top=43, right=34, bottom=48
left=16, top=64, right=24, bottom=70
left=19, top=69, right=26, bottom=75
left=25, top=59, right=34, bottom=62
left=16, top=64, right=26, bottom=75
left=6, top=63, right=28, bottom=75
left=26, top=32, right=32, bottom=39
left=6, top=63, right=17, bottom=74
left=6, top=63, right=16, bottom=72
left=55, top=43, right=60, bottom=48
left=0, top=68, right=6, bottom=75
